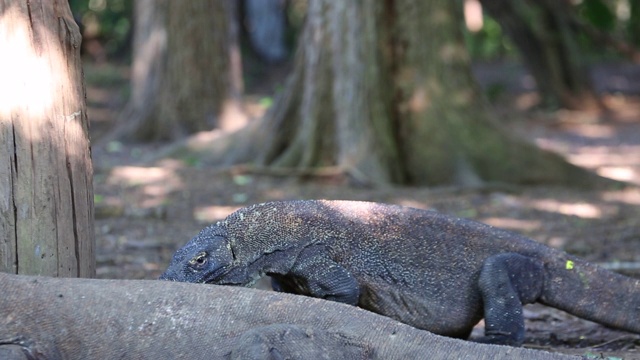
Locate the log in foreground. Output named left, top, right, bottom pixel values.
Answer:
left=0, top=273, right=576, bottom=359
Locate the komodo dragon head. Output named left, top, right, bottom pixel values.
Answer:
left=159, top=224, right=243, bottom=284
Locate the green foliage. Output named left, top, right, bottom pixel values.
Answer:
left=628, top=0, right=640, bottom=45
left=259, top=97, right=274, bottom=109
left=465, top=0, right=633, bottom=62
left=68, top=0, right=133, bottom=59
left=578, top=0, right=616, bottom=31
left=463, top=16, right=516, bottom=60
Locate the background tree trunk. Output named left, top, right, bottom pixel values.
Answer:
left=222, top=0, right=604, bottom=187
left=116, top=0, right=243, bottom=142
left=230, top=1, right=404, bottom=185
left=481, top=0, right=601, bottom=110
left=0, top=0, right=95, bottom=277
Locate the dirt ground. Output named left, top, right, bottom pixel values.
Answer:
left=88, top=61, right=640, bottom=358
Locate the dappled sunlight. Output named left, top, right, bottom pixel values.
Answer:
left=529, top=199, right=608, bottom=219
left=185, top=129, right=226, bottom=152
left=321, top=200, right=381, bottom=221
left=568, top=124, right=617, bottom=138
left=565, top=149, right=640, bottom=184
left=597, top=166, right=637, bottom=182
left=0, top=4, right=85, bottom=146
left=108, top=165, right=183, bottom=208
left=464, top=0, right=483, bottom=32
left=532, top=120, right=640, bottom=185
left=217, top=99, right=249, bottom=131
left=0, top=8, right=54, bottom=120
left=602, top=188, right=640, bottom=205
left=395, top=199, right=432, bottom=210
left=193, top=205, right=241, bottom=223
left=481, top=217, right=542, bottom=232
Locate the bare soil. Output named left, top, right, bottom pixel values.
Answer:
left=88, top=61, right=640, bottom=359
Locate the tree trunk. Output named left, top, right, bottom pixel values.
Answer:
left=116, top=0, right=244, bottom=142
left=0, top=0, right=95, bottom=277
left=179, top=0, right=606, bottom=186
left=180, top=0, right=610, bottom=188
left=231, top=1, right=404, bottom=185
left=481, top=0, right=601, bottom=110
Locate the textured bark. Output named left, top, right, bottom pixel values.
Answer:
left=179, top=0, right=612, bottom=187
left=178, top=0, right=611, bottom=188
left=0, top=1, right=95, bottom=277
left=117, top=0, right=243, bottom=142
left=233, top=1, right=403, bottom=185
left=481, top=0, right=601, bottom=110
left=115, top=0, right=167, bottom=141
left=391, top=0, right=601, bottom=186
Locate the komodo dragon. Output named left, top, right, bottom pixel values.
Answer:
left=160, top=200, right=640, bottom=346
left=0, top=272, right=574, bottom=360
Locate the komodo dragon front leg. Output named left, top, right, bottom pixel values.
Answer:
left=269, top=245, right=360, bottom=305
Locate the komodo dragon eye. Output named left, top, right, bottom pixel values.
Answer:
left=188, top=252, right=208, bottom=267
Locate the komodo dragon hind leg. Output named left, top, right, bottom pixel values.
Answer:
left=476, top=252, right=544, bottom=346
left=230, top=324, right=372, bottom=360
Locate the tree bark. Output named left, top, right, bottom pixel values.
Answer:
left=0, top=0, right=95, bottom=276
left=178, top=0, right=610, bottom=188
left=230, top=1, right=404, bottom=185
left=116, top=0, right=243, bottom=142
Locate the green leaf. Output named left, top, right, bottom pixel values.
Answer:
left=232, top=175, right=253, bottom=186
left=580, top=0, right=615, bottom=31
left=259, top=97, right=274, bottom=109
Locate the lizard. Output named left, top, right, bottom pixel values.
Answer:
left=0, top=272, right=576, bottom=360
left=160, top=199, right=640, bottom=346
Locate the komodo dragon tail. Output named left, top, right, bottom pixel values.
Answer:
left=539, top=252, right=640, bottom=333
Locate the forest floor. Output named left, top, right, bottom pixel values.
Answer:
left=87, top=60, right=640, bottom=358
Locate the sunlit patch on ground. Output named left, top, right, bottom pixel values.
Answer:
left=107, top=164, right=183, bottom=208
left=481, top=217, right=542, bottom=232
left=528, top=199, right=611, bottom=219
left=193, top=206, right=241, bottom=223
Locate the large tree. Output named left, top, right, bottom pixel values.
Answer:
left=185, top=0, right=604, bottom=188
left=115, top=0, right=243, bottom=142
left=0, top=0, right=94, bottom=276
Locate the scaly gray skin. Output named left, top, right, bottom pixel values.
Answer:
left=0, top=272, right=576, bottom=360
left=160, top=200, right=640, bottom=346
